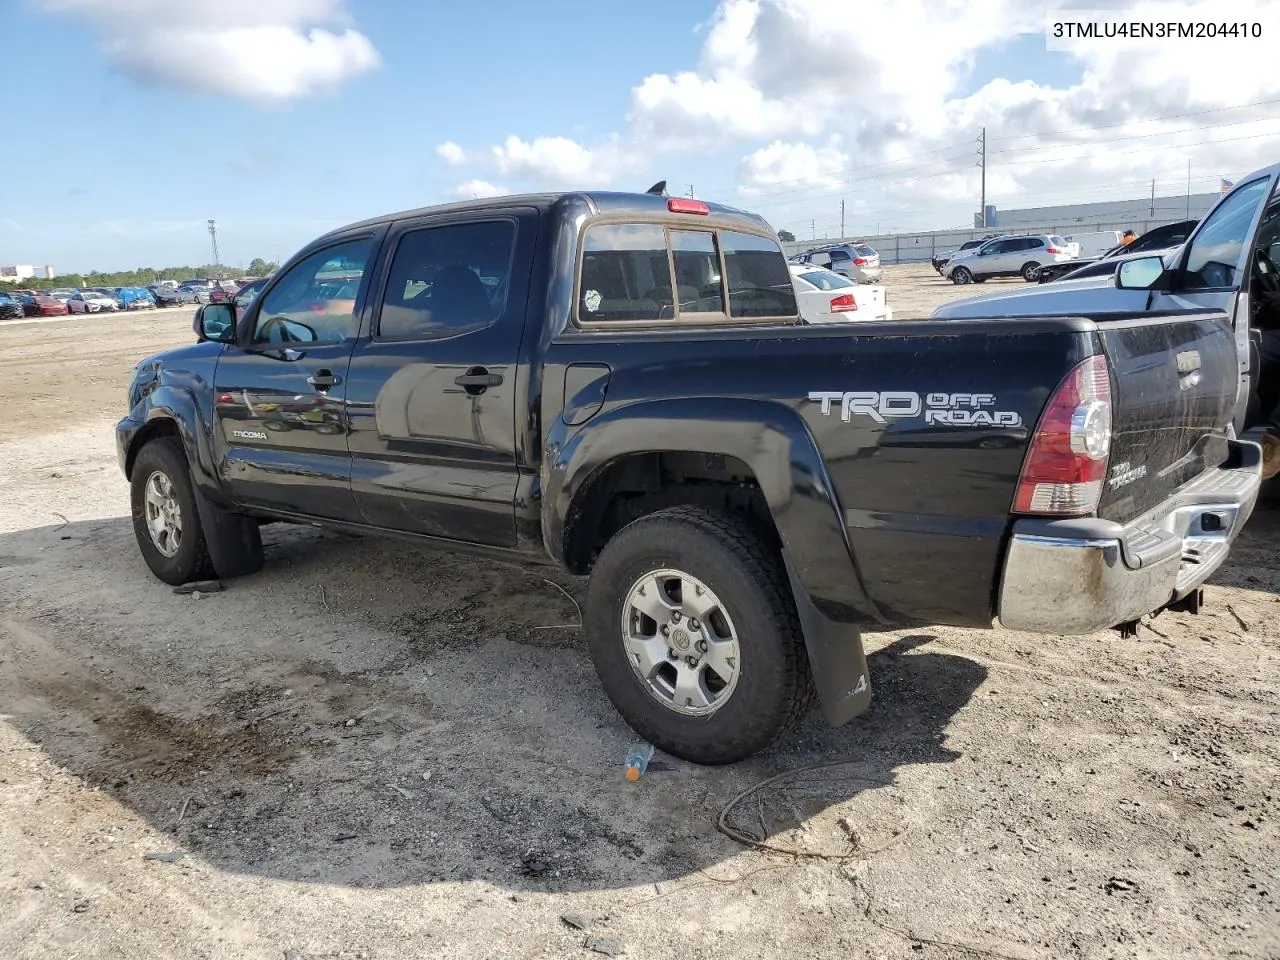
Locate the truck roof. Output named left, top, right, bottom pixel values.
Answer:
left=316, top=190, right=776, bottom=244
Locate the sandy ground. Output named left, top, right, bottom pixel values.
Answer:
left=1, top=267, right=1277, bottom=960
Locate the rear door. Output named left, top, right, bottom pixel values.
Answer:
left=343, top=208, right=537, bottom=546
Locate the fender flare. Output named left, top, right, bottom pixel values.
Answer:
left=128, top=387, right=264, bottom=580
left=545, top=397, right=879, bottom=726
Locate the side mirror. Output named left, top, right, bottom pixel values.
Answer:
left=1115, top=256, right=1167, bottom=290
left=194, top=302, right=236, bottom=343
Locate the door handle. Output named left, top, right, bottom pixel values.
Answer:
left=454, top=368, right=503, bottom=392
left=307, top=369, right=342, bottom=390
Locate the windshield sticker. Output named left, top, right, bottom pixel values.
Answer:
left=583, top=289, right=602, bottom=312
left=808, top=390, right=1023, bottom=427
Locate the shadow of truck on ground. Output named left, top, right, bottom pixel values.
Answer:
left=0, top=516, right=985, bottom=894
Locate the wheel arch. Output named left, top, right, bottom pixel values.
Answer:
left=544, top=397, right=880, bottom=727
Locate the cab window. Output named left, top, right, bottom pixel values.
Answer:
left=253, top=239, right=374, bottom=344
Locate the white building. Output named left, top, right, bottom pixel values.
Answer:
left=0, top=264, right=54, bottom=282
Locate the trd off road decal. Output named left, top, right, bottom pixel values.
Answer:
left=808, top=391, right=1023, bottom=427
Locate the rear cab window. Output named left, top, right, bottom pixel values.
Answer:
left=577, top=221, right=797, bottom=325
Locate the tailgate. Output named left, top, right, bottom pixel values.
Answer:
left=1095, top=312, right=1237, bottom=524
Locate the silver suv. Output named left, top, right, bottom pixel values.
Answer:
left=792, top=243, right=883, bottom=283
left=943, top=234, right=1073, bottom=284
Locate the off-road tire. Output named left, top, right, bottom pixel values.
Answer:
left=585, top=505, right=816, bottom=764
left=130, top=437, right=216, bottom=585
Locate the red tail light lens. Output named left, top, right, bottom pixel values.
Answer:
left=853, top=257, right=867, bottom=265
left=667, top=198, right=709, bottom=215
left=829, top=294, right=857, bottom=313
left=1046, top=246, right=1062, bottom=254
left=1014, top=355, right=1112, bottom=516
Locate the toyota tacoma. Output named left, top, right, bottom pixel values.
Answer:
left=118, top=185, right=1262, bottom=764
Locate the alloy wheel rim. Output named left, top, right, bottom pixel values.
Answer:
left=143, top=470, right=183, bottom=558
left=621, top=568, right=741, bottom=717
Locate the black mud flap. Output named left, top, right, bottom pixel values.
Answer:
left=190, top=482, right=265, bottom=580
left=782, top=552, right=873, bottom=726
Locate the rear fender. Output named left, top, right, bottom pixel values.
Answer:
left=546, top=397, right=879, bottom=726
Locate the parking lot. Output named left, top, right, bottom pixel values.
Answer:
left=1, top=263, right=1277, bottom=959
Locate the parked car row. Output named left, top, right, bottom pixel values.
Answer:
left=788, top=242, right=883, bottom=284
left=1035, top=220, right=1199, bottom=283
left=0, top=276, right=270, bottom=320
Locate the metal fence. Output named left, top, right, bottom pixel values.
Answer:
left=781, top=216, right=1196, bottom=265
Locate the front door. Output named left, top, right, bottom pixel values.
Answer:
left=212, top=235, right=380, bottom=522
left=344, top=210, right=537, bottom=546
left=1149, top=175, right=1278, bottom=432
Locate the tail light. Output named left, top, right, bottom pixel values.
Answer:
left=829, top=294, right=857, bottom=313
left=1046, top=246, right=1062, bottom=254
left=853, top=257, right=868, bottom=265
left=1014, top=355, right=1112, bottom=516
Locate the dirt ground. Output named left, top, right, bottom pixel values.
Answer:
left=1, top=266, right=1277, bottom=960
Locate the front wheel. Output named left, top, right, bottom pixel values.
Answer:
left=951, top=266, right=973, bottom=285
left=130, top=438, right=215, bottom=585
left=585, top=506, right=815, bottom=764
left=1021, top=261, right=1041, bottom=282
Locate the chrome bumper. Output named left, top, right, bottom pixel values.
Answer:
left=997, top=441, right=1262, bottom=634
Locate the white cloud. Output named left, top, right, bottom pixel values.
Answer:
left=739, top=139, right=849, bottom=190
left=450, top=179, right=510, bottom=200
left=436, top=141, right=467, bottom=166
left=39, top=0, right=380, bottom=104
left=491, top=135, right=642, bottom=188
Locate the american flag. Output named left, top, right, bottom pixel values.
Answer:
left=1220, top=178, right=1234, bottom=194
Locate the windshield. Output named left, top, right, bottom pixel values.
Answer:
left=797, top=268, right=855, bottom=291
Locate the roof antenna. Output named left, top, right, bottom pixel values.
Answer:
left=645, top=180, right=668, bottom=197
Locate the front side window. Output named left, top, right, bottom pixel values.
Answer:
left=720, top=230, right=797, bottom=318
left=377, top=220, right=516, bottom=340
left=579, top=223, right=672, bottom=322
left=253, top=238, right=373, bottom=345
left=1183, top=177, right=1270, bottom=290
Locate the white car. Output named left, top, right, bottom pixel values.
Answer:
left=943, top=234, right=1076, bottom=284
left=67, top=290, right=119, bottom=314
left=788, top=264, right=891, bottom=323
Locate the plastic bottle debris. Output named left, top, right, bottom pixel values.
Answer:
left=624, top=742, right=655, bottom=782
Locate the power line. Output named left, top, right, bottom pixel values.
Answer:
left=987, top=95, right=1280, bottom=144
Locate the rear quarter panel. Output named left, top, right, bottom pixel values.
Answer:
left=543, top=319, right=1097, bottom=628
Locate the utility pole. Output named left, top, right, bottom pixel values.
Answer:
left=687, top=184, right=695, bottom=198
left=840, top=198, right=845, bottom=239
left=207, top=219, right=219, bottom=268
left=812, top=218, right=816, bottom=240
left=1149, top=179, right=1155, bottom=217
left=977, top=127, right=987, bottom=227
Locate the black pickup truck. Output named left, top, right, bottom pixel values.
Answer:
left=117, top=188, right=1262, bottom=764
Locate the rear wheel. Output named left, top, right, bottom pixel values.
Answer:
left=585, top=505, right=815, bottom=764
left=130, top=438, right=215, bottom=585
left=951, top=266, right=973, bottom=285
left=1021, top=261, right=1041, bottom=282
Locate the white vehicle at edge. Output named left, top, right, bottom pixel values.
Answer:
left=67, top=290, right=119, bottom=314
left=788, top=263, right=892, bottom=323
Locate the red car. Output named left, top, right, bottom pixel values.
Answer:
left=208, top=282, right=240, bottom=304
left=24, top=295, right=70, bottom=317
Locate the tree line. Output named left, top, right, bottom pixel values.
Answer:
left=6, top=258, right=280, bottom=290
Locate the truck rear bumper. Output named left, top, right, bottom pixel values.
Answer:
left=997, top=440, right=1262, bottom=634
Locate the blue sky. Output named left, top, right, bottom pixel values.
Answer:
left=2, top=0, right=1273, bottom=273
